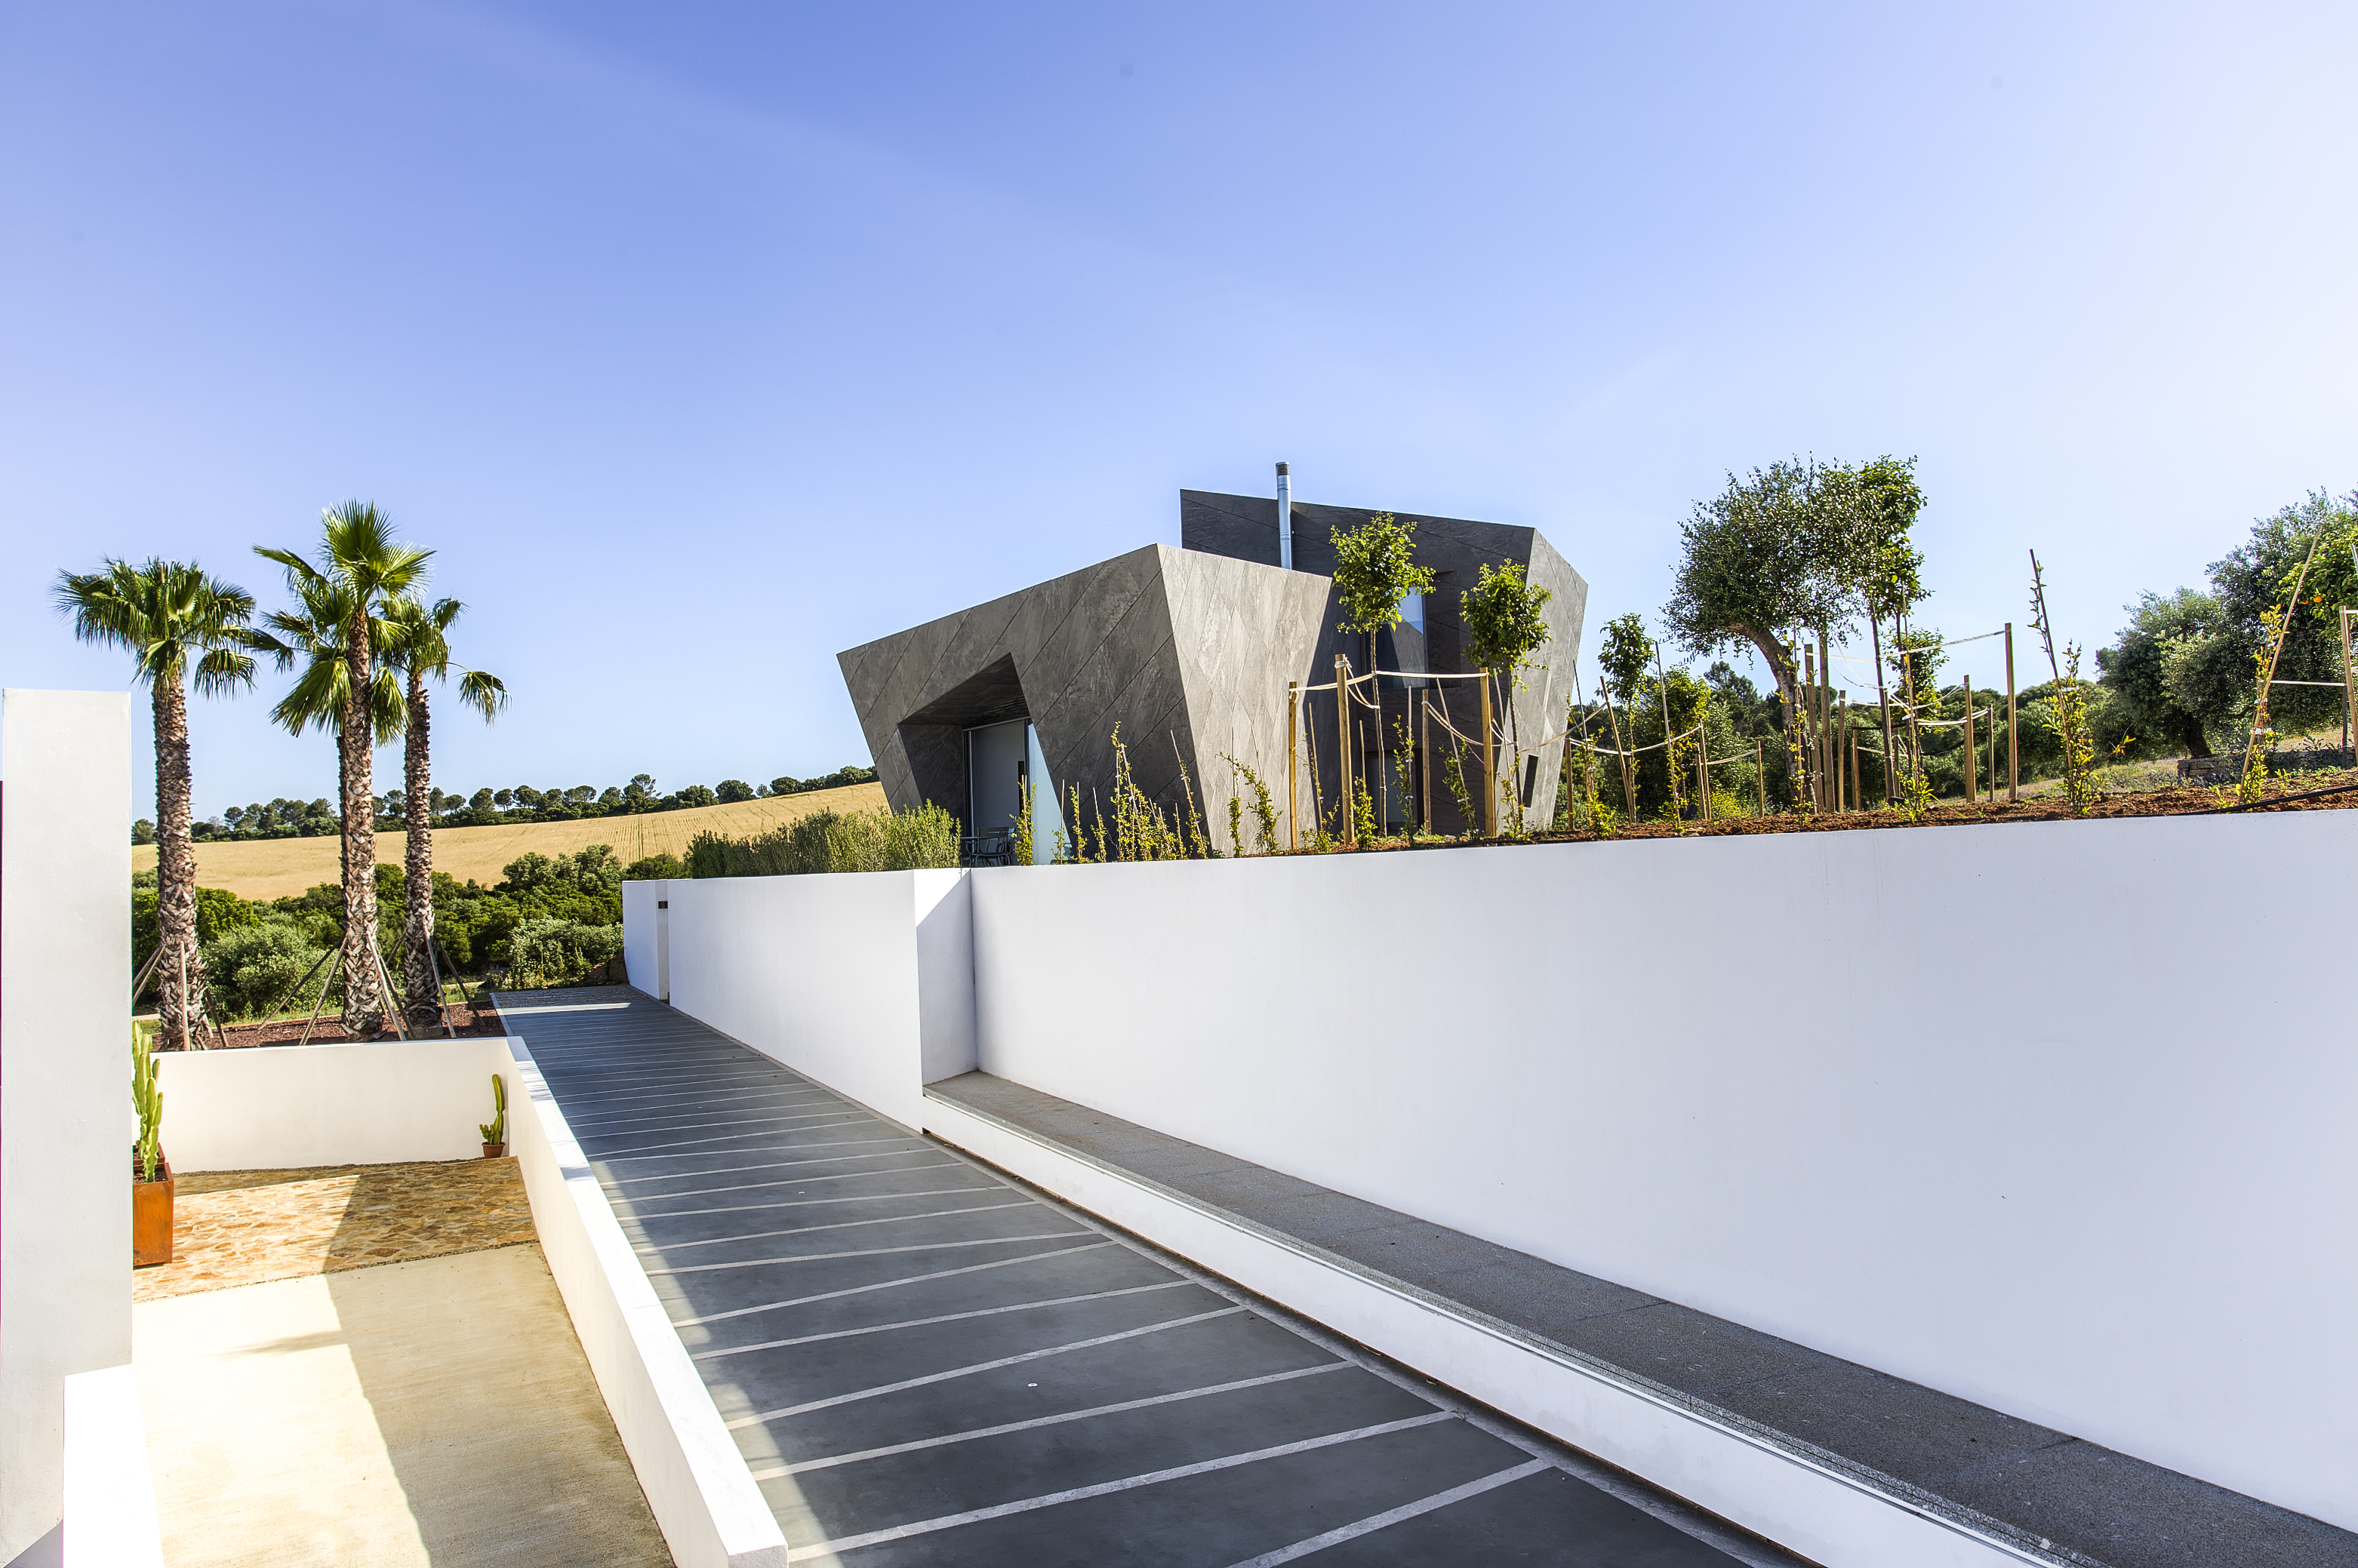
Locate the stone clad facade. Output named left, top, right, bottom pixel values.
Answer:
left=839, top=490, right=1588, bottom=855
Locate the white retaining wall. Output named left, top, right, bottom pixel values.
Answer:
left=965, top=813, right=2358, bottom=1533
left=658, top=868, right=972, bottom=1126
left=155, top=1037, right=516, bottom=1171
left=504, top=1036, right=789, bottom=1568
left=1, top=690, right=139, bottom=1566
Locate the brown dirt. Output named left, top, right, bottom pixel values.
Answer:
left=197, top=999, right=509, bottom=1050
left=1346, top=767, right=2358, bottom=852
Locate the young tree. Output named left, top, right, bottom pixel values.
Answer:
left=383, top=595, right=506, bottom=1027
left=255, top=505, right=430, bottom=1035
left=54, top=558, right=255, bottom=1049
left=1664, top=457, right=1921, bottom=801
left=2097, top=589, right=2220, bottom=757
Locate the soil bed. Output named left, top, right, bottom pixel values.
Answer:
left=1338, top=766, right=2358, bottom=853
left=203, top=999, right=509, bottom=1050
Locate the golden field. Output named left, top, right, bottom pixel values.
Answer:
left=133, top=782, right=890, bottom=901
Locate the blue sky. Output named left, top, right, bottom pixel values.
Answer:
left=4, top=2, right=2353, bottom=819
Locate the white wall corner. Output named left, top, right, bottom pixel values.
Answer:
left=912, top=869, right=976, bottom=1084
left=60, top=1366, right=161, bottom=1568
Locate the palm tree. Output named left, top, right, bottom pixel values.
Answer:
left=382, top=595, right=506, bottom=1027
left=54, top=559, right=255, bottom=1050
left=256, top=504, right=430, bottom=1035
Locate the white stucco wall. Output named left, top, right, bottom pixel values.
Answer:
left=621, top=879, right=664, bottom=1001
left=155, top=1037, right=517, bottom=1172
left=654, top=868, right=971, bottom=1129
left=965, top=814, right=2358, bottom=1533
left=2, top=691, right=134, bottom=1564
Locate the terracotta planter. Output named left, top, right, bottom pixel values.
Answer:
left=132, top=1153, right=174, bottom=1268
left=482, top=1142, right=507, bottom=1159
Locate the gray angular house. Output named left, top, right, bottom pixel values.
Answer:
left=838, top=485, right=1588, bottom=859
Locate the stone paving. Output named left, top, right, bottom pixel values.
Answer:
left=133, top=1158, right=537, bottom=1302
left=499, top=986, right=1780, bottom=1567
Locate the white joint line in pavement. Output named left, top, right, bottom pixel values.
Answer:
left=759, top=1360, right=1356, bottom=1478
left=604, top=1141, right=932, bottom=1184
left=584, top=1115, right=877, bottom=1157
left=563, top=1089, right=845, bottom=1126
left=573, top=1103, right=850, bottom=1137
left=694, top=1280, right=1199, bottom=1362
left=727, top=1305, right=1247, bottom=1427
left=671, top=1241, right=1117, bottom=1327
left=626, top=1184, right=1002, bottom=1228
left=1221, top=1458, right=1555, bottom=1566
left=622, top=1161, right=968, bottom=1209
left=647, top=1230, right=1094, bottom=1277
left=779, top=1413, right=1456, bottom=1563
left=529, top=1071, right=796, bottom=1104
left=633, top=1199, right=1034, bottom=1254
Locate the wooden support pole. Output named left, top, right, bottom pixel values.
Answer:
left=1963, top=676, right=1976, bottom=802
left=1287, top=680, right=1301, bottom=851
left=1479, top=673, right=1498, bottom=838
left=1335, top=654, right=1354, bottom=847
left=2329, top=603, right=2348, bottom=764
left=1756, top=738, right=1765, bottom=816
left=1420, top=691, right=1432, bottom=835
left=2006, top=622, right=2019, bottom=802
left=1849, top=712, right=1861, bottom=812
left=1802, top=644, right=1818, bottom=810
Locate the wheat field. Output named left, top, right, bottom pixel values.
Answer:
left=132, top=782, right=891, bottom=900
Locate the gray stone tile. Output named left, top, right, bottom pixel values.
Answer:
left=1549, top=1302, right=1834, bottom=1400
left=1322, top=1220, right=1535, bottom=1283
left=1421, top=1256, right=1662, bottom=1339
left=1710, top=1359, right=2069, bottom=1490
left=1158, top=1165, right=1329, bottom=1219
left=1937, top=1440, right=2358, bottom=1568
left=1307, top=1466, right=1742, bottom=1566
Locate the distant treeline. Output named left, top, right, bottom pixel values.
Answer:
left=143, top=764, right=881, bottom=843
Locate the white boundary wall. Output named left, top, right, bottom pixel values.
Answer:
left=505, top=1035, right=790, bottom=1568
left=2, top=691, right=139, bottom=1566
left=657, top=868, right=972, bottom=1125
left=156, top=1037, right=515, bottom=1170
left=966, top=813, right=2358, bottom=1533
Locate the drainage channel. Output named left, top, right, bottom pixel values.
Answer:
left=495, top=988, right=1806, bottom=1567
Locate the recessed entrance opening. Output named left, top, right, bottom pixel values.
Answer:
left=966, top=718, right=1064, bottom=865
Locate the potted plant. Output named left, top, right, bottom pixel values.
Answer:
left=132, top=1029, right=172, bottom=1267
left=479, top=1074, right=507, bottom=1158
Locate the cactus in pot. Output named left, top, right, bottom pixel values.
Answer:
left=479, top=1074, right=507, bottom=1155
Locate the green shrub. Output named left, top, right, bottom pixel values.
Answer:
left=691, top=804, right=960, bottom=878
left=202, top=919, right=329, bottom=1020
left=503, top=918, right=626, bottom=989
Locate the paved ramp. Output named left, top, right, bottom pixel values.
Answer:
left=497, top=988, right=1782, bottom=1567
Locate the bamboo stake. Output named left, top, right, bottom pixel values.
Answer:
left=1870, top=613, right=1895, bottom=804
left=2341, top=609, right=2355, bottom=767
left=1335, top=654, right=1354, bottom=847
left=1287, top=680, right=1300, bottom=851
left=1479, top=673, right=1498, bottom=838
left=2006, top=622, right=2018, bottom=802
left=1849, top=709, right=1861, bottom=812
left=1964, top=677, right=1976, bottom=802
left=1420, top=691, right=1432, bottom=836
left=1697, top=731, right=1710, bottom=822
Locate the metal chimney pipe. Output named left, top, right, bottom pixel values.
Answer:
left=1276, top=462, right=1293, bottom=570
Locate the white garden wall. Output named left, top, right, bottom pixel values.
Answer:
left=965, top=813, right=2358, bottom=1533
left=2, top=690, right=138, bottom=1566
left=657, top=868, right=971, bottom=1127
left=155, top=1037, right=516, bottom=1172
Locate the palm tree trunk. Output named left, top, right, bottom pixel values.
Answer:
left=340, top=607, right=386, bottom=1035
left=152, top=671, right=207, bottom=1050
left=402, top=671, right=437, bottom=1027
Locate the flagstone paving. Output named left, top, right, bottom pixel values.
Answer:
left=134, top=1158, right=537, bottom=1302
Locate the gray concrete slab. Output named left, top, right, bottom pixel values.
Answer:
left=498, top=990, right=1766, bottom=1566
